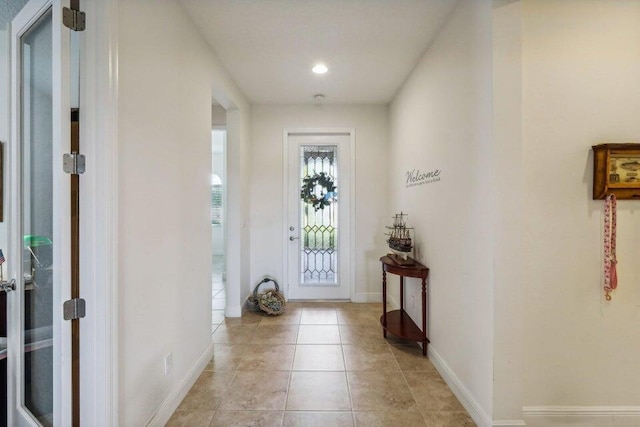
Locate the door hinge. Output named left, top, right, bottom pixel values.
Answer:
left=63, top=153, right=86, bottom=175
left=62, top=7, right=86, bottom=31
left=63, top=298, right=86, bottom=320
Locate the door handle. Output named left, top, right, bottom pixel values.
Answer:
left=0, top=279, right=15, bottom=293
left=289, top=236, right=299, bottom=241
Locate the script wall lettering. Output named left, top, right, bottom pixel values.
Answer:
left=405, top=168, right=442, bottom=188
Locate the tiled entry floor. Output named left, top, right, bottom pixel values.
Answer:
left=168, top=302, right=475, bottom=427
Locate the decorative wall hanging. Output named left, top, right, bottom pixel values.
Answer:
left=405, top=168, right=441, bottom=188
left=301, top=172, right=337, bottom=211
left=603, top=194, right=617, bottom=300
left=592, top=143, right=640, bottom=199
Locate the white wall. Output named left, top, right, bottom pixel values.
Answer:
left=520, top=0, right=640, bottom=424
left=388, top=0, right=494, bottom=422
left=225, top=107, right=252, bottom=314
left=492, top=0, right=524, bottom=423
left=211, top=105, right=226, bottom=128
left=117, top=1, right=250, bottom=424
left=249, top=105, right=389, bottom=302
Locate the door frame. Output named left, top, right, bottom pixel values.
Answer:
left=75, top=0, right=119, bottom=424
left=282, top=128, right=356, bottom=301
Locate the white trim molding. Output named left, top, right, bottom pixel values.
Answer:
left=493, top=420, right=527, bottom=427
left=80, top=0, right=120, bottom=424
left=386, top=293, right=400, bottom=311
left=353, top=292, right=383, bottom=303
left=522, top=406, right=640, bottom=427
left=428, top=345, right=493, bottom=427
left=145, top=342, right=215, bottom=427
left=522, top=406, right=640, bottom=417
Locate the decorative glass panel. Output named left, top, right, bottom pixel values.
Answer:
left=300, top=145, right=338, bottom=284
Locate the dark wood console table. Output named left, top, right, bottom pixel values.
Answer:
left=380, top=256, right=429, bottom=356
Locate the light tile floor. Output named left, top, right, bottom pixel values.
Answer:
left=168, top=302, right=476, bottom=427
left=212, top=255, right=226, bottom=331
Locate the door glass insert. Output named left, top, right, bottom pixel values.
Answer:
left=300, top=145, right=338, bottom=285
left=21, top=8, right=54, bottom=426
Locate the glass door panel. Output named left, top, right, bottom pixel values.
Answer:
left=21, top=8, right=54, bottom=426
left=300, top=145, right=338, bottom=285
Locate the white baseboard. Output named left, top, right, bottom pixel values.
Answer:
left=353, top=292, right=383, bottom=303
left=493, top=421, right=527, bottom=426
left=146, top=341, right=215, bottom=427
left=523, top=406, right=640, bottom=427
left=386, top=293, right=400, bottom=310
left=428, top=345, right=494, bottom=427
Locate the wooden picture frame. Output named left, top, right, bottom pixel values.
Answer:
left=592, top=143, right=640, bottom=200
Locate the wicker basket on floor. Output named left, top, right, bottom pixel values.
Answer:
left=249, top=276, right=286, bottom=316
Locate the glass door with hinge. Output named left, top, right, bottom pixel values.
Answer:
left=5, top=0, right=76, bottom=425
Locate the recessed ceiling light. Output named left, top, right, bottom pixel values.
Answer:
left=312, top=63, right=328, bottom=74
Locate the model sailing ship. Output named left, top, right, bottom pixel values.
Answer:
left=385, top=212, right=414, bottom=265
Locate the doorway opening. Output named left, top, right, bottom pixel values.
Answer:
left=211, top=105, right=227, bottom=331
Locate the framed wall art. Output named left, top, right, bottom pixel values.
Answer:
left=592, top=143, right=640, bottom=200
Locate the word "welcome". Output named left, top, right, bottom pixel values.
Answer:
left=405, top=168, right=441, bottom=188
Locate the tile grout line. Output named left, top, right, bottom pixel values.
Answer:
left=338, top=321, right=358, bottom=427
left=177, top=303, right=473, bottom=426
left=397, top=353, right=430, bottom=426
left=281, top=315, right=301, bottom=423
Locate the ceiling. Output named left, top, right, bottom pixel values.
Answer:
left=180, top=0, right=457, bottom=105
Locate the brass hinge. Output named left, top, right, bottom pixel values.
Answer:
left=62, top=7, right=86, bottom=31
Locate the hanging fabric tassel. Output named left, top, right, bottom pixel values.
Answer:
left=604, top=193, right=617, bottom=300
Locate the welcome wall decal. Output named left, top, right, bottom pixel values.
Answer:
left=405, top=168, right=441, bottom=188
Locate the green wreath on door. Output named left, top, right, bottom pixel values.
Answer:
left=300, top=172, right=337, bottom=211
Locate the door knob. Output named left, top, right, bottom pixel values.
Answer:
left=289, top=236, right=299, bottom=241
left=0, top=279, right=15, bottom=292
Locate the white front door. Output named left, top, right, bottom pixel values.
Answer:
left=6, top=0, right=73, bottom=425
left=286, top=132, right=352, bottom=300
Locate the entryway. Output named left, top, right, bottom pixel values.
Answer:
left=284, top=131, right=354, bottom=300
left=211, top=124, right=226, bottom=329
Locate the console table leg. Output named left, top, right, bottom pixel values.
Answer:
left=400, top=276, right=404, bottom=312
left=422, top=277, right=427, bottom=356
left=382, top=270, right=387, bottom=337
